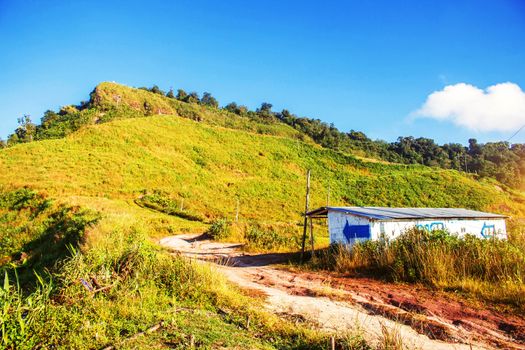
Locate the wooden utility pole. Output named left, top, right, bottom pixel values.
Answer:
left=301, top=169, right=311, bottom=262
left=235, top=198, right=240, bottom=222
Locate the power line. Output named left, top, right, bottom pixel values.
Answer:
left=506, top=124, right=525, bottom=142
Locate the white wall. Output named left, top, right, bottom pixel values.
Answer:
left=370, top=218, right=507, bottom=241
left=327, top=211, right=371, bottom=245
left=327, top=210, right=507, bottom=246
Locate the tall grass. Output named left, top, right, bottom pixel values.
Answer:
left=314, top=229, right=525, bottom=309
left=0, top=271, right=52, bottom=349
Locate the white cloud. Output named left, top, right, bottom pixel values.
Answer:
left=413, top=82, right=525, bottom=132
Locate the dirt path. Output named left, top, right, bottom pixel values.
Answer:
left=160, top=234, right=525, bottom=350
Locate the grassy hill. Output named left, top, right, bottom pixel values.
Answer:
left=1, top=82, right=525, bottom=348
left=3, top=84, right=525, bottom=218
left=2, top=82, right=525, bottom=249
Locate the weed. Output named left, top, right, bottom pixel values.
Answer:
left=378, top=324, right=404, bottom=350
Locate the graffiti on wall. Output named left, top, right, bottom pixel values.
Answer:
left=415, top=222, right=445, bottom=232
left=480, top=222, right=496, bottom=238
left=342, top=219, right=371, bottom=243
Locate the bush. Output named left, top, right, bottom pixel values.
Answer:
left=205, top=220, right=301, bottom=252
left=206, top=218, right=231, bottom=240
left=174, top=103, right=202, bottom=122
left=243, top=223, right=300, bottom=252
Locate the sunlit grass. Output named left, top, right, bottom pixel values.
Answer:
left=311, top=229, right=525, bottom=311
left=1, top=109, right=518, bottom=228
left=0, top=189, right=354, bottom=349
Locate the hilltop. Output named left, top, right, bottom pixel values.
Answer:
left=5, top=81, right=525, bottom=191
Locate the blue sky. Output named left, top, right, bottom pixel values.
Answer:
left=1, top=0, right=524, bottom=144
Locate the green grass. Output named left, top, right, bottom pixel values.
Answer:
left=1, top=111, right=521, bottom=227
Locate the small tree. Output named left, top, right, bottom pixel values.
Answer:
left=224, top=102, right=238, bottom=113
left=258, top=102, right=273, bottom=113
left=186, top=92, right=200, bottom=104
left=12, top=115, right=37, bottom=143
left=41, top=110, right=60, bottom=129
left=256, top=102, right=274, bottom=119
left=166, top=88, right=175, bottom=98
left=59, top=105, right=78, bottom=115
left=7, top=133, right=19, bottom=145
left=0, top=138, right=6, bottom=149
left=150, top=85, right=165, bottom=95
left=277, top=109, right=295, bottom=124
left=176, top=89, right=188, bottom=101
left=201, top=92, right=219, bottom=108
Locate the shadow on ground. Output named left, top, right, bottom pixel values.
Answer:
left=175, top=233, right=303, bottom=268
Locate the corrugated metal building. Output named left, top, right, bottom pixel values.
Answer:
left=306, top=207, right=507, bottom=246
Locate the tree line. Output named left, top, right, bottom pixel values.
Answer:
left=3, top=84, right=524, bottom=189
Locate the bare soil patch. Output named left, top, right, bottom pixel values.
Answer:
left=160, top=234, right=525, bottom=350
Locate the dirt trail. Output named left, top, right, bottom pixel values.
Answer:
left=160, top=234, right=525, bottom=350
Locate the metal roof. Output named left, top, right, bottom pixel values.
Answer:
left=306, top=206, right=507, bottom=221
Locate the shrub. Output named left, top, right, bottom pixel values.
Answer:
left=174, top=103, right=202, bottom=122
left=244, top=223, right=300, bottom=252
left=206, top=218, right=231, bottom=240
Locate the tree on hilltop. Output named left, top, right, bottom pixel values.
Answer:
left=150, top=85, right=165, bottom=95
left=258, top=102, right=272, bottom=113
left=224, top=102, right=238, bottom=113
left=256, top=102, right=274, bottom=119
left=201, top=92, right=219, bottom=108
left=40, top=110, right=60, bottom=129
left=186, top=92, right=200, bottom=104
left=176, top=89, right=188, bottom=101
left=8, top=115, right=36, bottom=144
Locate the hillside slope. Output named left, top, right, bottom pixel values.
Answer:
left=0, top=118, right=508, bottom=206
left=1, top=91, right=524, bottom=230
